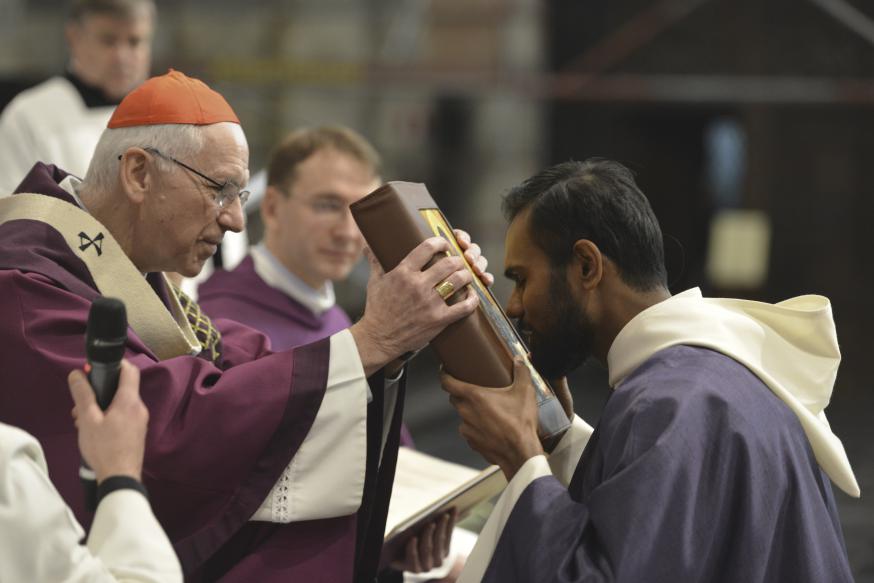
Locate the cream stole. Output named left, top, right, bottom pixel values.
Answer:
left=0, top=193, right=201, bottom=360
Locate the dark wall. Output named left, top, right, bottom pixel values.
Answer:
left=547, top=104, right=717, bottom=292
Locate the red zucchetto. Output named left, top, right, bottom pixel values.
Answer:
left=107, top=69, right=240, bottom=129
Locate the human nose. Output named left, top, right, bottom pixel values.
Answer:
left=332, top=207, right=360, bottom=240
left=505, top=288, right=523, bottom=319
left=217, top=198, right=245, bottom=233
left=109, top=40, right=133, bottom=66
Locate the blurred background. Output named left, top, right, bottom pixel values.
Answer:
left=2, top=0, right=871, bottom=578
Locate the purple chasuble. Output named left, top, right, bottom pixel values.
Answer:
left=199, top=256, right=415, bottom=452
left=198, top=255, right=353, bottom=350
left=483, top=345, right=853, bottom=583
left=0, top=163, right=396, bottom=581
left=199, top=256, right=414, bottom=581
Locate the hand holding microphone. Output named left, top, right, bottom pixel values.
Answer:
left=72, top=298, right=148, bottom=510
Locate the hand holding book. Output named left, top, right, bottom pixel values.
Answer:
left=442, top=358, right=550, bottom=480
left=350, top=236, right=478, bottom=377
left=390, top=509, right=457, bottom=574
left=351, top=182, right=571, bottom=449
left=383, top=447, right=506, bottom=568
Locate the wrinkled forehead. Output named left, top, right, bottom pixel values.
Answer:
left=212, top=122, right=248, bottom=152
left=198, top=122, right=250, bottom=185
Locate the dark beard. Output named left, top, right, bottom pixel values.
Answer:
left=523, top=270, right=593, bottom=379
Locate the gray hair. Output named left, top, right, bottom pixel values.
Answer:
left=82, top=124, right=205, bottom=194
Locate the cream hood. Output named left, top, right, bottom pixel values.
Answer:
left=607, top=288, right=859, bottom=497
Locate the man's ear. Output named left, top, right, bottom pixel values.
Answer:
left=64, top=22, right=79, bottom=52
left=571, top=239, right=603, bottom=290
left=118, top=148, right=151, bottom=204
left=260, top=185, right=285, bottom=229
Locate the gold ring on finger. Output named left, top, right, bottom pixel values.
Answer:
left=434, top=279, right=455, bottom=301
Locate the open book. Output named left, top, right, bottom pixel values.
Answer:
left=385, top=447, right=507, bottom=547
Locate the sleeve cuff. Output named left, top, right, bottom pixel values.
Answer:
left=251, top=330, right=368, bottom=523
left=97, top=475, right=147, bottom=504
left=457, top=456, right=552, bottom=583
left=546, top=414, right=594, bottom=486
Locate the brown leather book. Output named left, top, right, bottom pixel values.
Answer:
left=351, top=181, right=570, bottom=449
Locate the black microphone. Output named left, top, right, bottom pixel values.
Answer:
left=80, top=297, right=127, bottom=512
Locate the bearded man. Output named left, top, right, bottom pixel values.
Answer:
left=443, top=159, right=858, bottom=583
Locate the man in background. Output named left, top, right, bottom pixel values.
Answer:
left=199, top=126, right=380, bottom=349
left=0, top=0, right=154, bottom=193
left=199, top=126, right=475, bottom=581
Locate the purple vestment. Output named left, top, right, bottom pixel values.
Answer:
left=199, top=255, right=414, bottom=580
left=198, top=256, right=353, bottom=350
left=199, top=256, right=416, bottom=453
left=485, top=346, right=852, bottom=582
left=0, top=164, right=405, bottom=582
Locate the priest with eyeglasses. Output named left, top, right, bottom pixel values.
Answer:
left=0, top=70, right=489, bottom=583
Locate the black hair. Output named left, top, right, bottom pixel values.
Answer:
left=68, top=0, right=155, bottom=23
left=502, top=158, right=667, bottom=291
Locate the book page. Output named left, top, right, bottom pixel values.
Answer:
left=385, top=447, right=497, bottom=538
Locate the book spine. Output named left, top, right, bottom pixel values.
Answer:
left=348, top=185, right=428, bottom=272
